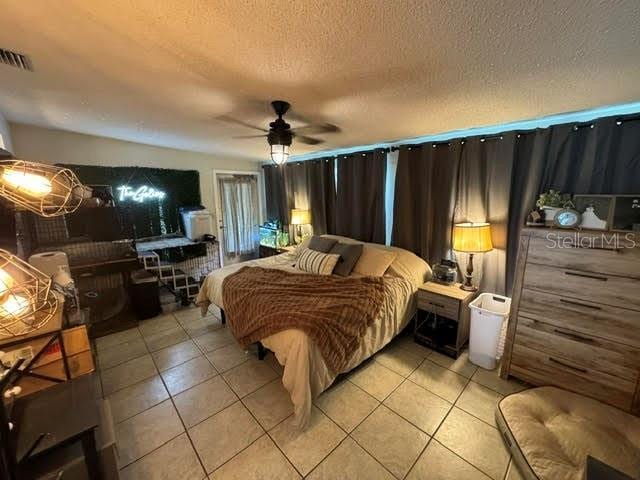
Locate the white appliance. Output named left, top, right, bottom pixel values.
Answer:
left=182, top=210, right=213, bottom=241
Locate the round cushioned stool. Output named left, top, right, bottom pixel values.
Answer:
left=496, top=386, right=640, bottom=479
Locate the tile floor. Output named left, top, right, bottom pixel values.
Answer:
left=95, top=306, right=529, bottom=480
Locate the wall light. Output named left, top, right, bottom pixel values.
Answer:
left=0, top=160, right=84, bottom=217
left=0, top=249, right=57, bottom=339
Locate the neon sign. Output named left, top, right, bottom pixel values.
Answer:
left=116, top=185, right=166, bottom=203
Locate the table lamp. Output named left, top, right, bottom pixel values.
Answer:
left=452, top=222, right=493, bottom=291
left=290, top=209, right=311, bottom=244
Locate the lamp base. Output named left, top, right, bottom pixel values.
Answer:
left=460, top=280, right=478, bottom=292
left=460, top=253, right=477, bottom=292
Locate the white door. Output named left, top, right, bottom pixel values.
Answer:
left=214, top=172, right=261, bottom=266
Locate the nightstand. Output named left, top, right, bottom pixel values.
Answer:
left=414, top=282, right=478, bottom=358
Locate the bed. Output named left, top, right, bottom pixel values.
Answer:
left=196, top=235, right=431, bottom=428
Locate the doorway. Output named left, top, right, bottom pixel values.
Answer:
left=213, top=171, right=262, bottom=266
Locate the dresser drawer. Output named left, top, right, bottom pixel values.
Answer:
left=519, top=288, right=640, bottom=349
left=527, top=235, right=640, bottom=279
left=510, top=344, right=635, bottom=410
left=523, top=263, right=640, bottom=311
left=515, top=317, right=640, bottom=381
left=417, top=291, right=459, bottom=320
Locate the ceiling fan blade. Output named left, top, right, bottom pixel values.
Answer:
left=232, top=134, right=268, bottom=139
left=294, top=134, right=325, bottom=145
left=290, top=123, right=341, bottom=135
left=217, top=115, right=269, bottom=132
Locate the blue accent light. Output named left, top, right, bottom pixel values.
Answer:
left=288, top=101, right=640, bottom=162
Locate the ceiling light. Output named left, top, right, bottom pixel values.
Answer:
left=270, top=144, right=290, bottom=166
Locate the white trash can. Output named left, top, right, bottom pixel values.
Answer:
left=468, top=293, right=511, bottom=370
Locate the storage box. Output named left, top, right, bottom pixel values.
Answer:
left=5, top=326, right=96, bottom=397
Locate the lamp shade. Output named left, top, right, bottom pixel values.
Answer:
left=290, top=209, right=311, bottom=225
left=270, top=144, right=289, bottom=166
left=0, top=249, right=57, bottom=339
left=0, top=160, right=84, bottom=217
left=452, top=222, right=493, bottom=253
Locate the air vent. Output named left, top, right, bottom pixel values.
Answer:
left=0, top=48, right=32, bottom=71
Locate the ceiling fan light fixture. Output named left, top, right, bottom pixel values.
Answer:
left=270, top=144, right=289, bottom=166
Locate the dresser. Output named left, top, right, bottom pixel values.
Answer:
left=501, top=228, right=640, bottom=414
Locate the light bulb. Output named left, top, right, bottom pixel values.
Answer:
left=1, top=294, right=29, bottom=318
left=2, top=168, right=52, bottom=197
left=270, top=144, right=289, bottom=165
left=0, top=268, right=15, bottom=304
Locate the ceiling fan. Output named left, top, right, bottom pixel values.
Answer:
left=220, top=100, right=340, bottom=165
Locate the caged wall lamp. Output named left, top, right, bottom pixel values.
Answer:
left=0, top=249, right=57, bottom=339
left=0, top=159, right=84, bottom=217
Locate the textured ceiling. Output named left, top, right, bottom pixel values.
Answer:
left=0, top=0, right=639, bottom=161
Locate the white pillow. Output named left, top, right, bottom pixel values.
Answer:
left=295, top=248, right=340, bottom=275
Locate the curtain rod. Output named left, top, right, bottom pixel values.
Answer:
left=277, top=111, right=640, bottom=165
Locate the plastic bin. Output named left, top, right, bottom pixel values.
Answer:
left=130, top=269, right=161, bottom=320
left=181, top=209, right=213, bottom=241
left=468, top=293, right=511, bottom=370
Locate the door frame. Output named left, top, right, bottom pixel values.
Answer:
left=212, top=169, right=265, bottom=266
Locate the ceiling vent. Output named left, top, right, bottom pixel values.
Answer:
left=0, top=48, right=32, bottom=71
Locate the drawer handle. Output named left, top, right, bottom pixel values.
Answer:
left=564, top=271, right=608, bottom=281
left=552, top=328, right=595, bottom=344
left=559, top=298, right=602, bottom=310
left=428, top=301, right=445, bottom=308
left=568, top=244, right=620, bottom=253
left=549, top=357, right=588, bottom=374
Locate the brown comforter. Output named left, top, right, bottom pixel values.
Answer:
left=222, top=266, right=385, bottom=373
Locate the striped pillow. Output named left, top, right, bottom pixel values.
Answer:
left=295, top=248, right=341, bottom=275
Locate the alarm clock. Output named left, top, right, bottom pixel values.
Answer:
left=554, top=208, right=582, bottom=229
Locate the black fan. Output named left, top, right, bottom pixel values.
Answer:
left=219, top=100, right=340, bottom=165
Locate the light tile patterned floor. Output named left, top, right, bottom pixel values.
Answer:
left=97, top=305, right=529, bottom=480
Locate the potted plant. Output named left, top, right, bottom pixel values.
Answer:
left=536, top=190, right=574, bottom=225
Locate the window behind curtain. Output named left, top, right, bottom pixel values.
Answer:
left=218, top=174, right=259, bottom=256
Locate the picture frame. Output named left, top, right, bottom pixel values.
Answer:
left=573, top=194, right=614, bottom=231
left=611, top=194, right=640, bottom=232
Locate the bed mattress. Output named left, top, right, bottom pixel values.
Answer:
left=196, top=236, right=430, bottom=428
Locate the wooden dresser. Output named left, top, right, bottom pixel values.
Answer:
left=501, top=227, right=640, bottom=414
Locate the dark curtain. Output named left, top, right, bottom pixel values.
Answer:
left=392, top=113, right=640, bottom=295
left=263, top=164, right=287, bottom=224
left=392, top=143, right=461, bottom=265
left=454, top=134, right=516, bottom=294
left=262, top=157, right=336, bottom=234
left=336, top=150, right=386, bottom=243
left=305, top=158, right=336, bottom=234
left=506, top=130, right=549, bottom=291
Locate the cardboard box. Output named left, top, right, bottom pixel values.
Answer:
left=7, top=326, right=95, bottom=398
